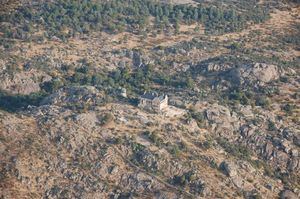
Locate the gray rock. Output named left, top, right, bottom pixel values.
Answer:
left=231, top=176, right=244, bottom=188
left=239, top=105, right=254, bottom=118
left=266, top=183, right=274, bottom=191
left=190, top=178, right=209, bottom=196
left=220, top=161, right=238, bottom=177
left=230, top=63, right=281, bottom=86
left=108, top=165, right=119, bottom=174
left=120, top=172, right=163, bottom=192
left=155, top=191, right=178, bottom=199
left=205, top=104, right=239, bottom=135
left=134, top=149, right=160, bottom=172
left=240, top=125, right=256, bottom=137
left=206, top=104, right=230, bottom=120
left=206, top=63, right=232, bottom=72
left=282, top=128, right=294, bottom=141
left=288, top=157, right=300, bottom=173
left=263, top=142, right=274, bottom=160
left=293, top=134, right=300, bottom=147
left=238, top=161, right=255, bottom=173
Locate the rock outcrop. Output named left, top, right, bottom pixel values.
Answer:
left=220, top=161, right=238, bottom=177
left=41, top=86, right=105, bottom=108
left=230, top=63, right=281, bottom=86
left=205, top=103, right=239, bottom=136
left=0, top=70, right=52, bottom=95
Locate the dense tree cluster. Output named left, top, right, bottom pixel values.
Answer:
left=0, top=0, right=270, bottom=39
left=0, top=90, right=46, bottom=112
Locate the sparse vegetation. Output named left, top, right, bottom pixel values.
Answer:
left=144, top=131, right=164, bottom=147
left=0, top=0, right=299, bottom=198
left=217, top=138, right=252, bottom=160
left=167, top=143, right=181, bottom=157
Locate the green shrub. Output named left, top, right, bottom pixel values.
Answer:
left=131, top=142, right=145, bottom=153
left=144, top=131, right=163, bottom=147
left=42, top=78, right=64, bottom=93
left=168, top=144, right=181, bottom=157
left=0, top=90, right=47, bottom=112
left=282, top=103, right=295, bottom=114
left=255, top=96, right=270, bottom=108
left=100, top=113, right=114, bottom=125
left=267, top=121, right=277, bottom=131
left=217, top=138, right=252, bottom=160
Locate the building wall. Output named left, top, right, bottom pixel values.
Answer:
left=159, top=96, right=168, bottom=110
left=138, top=95, right=168, bottom=112
left=138, top=99, right=152, bottom=109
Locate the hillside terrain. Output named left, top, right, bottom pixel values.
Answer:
left=0, top=0, right=299, bottom=198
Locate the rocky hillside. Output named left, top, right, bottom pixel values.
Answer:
left=0, top=0, right=299, bottom=198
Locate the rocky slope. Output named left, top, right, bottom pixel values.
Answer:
left=0, top=0, right=299, bottom=198
left=1, top=84, right=299, bottom=198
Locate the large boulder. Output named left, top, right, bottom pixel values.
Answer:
left=205, top=104, right=231, bottom=122
left=0, top=70, right=52, bottom=95
left=220, top=161, right=238, bottom=177
left=205, top=104, right=239, bottom=135
left=230, top=63, right=281, bottom=86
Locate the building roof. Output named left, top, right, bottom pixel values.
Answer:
left=140, top=92, right=167, bottom=102
left=140, top=92, right=159, bottom=100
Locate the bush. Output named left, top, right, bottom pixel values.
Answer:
left=279, top=76, right=289, bottom=83
left=131, top=142, right=145, bottom=153
left=167, top=144, right=181, bottom=157
left=190, top=110, right=206, bottom=127
left=171, top=171, right=196, bottom=187
left=267, top=120, right=277, bottom=131
left=144, top=131, right=163, bottom=147
left=217, top=138, right=252, bottom=160
left=100, top=113, right=114, bottom=125
left=282, top=103, right=295, bottom=114
left=42, top=78, right=64, bottom=93
left=255, top=96, right=270, bottom=108
left=229, top=90, right=250, bottom=105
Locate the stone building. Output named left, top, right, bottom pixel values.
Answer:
left=138, top=92, right=168, bottom=112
